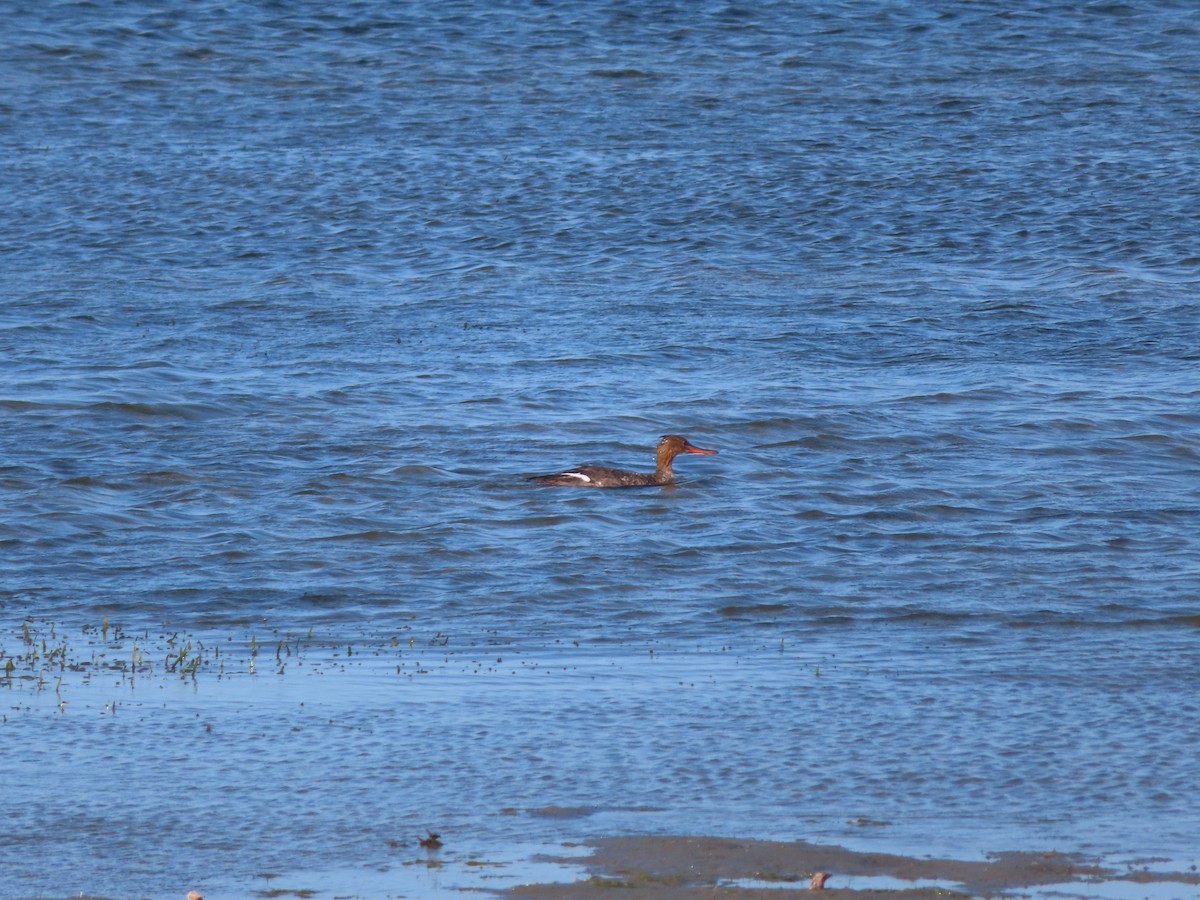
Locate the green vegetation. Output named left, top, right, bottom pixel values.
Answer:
left=0, top=616, right=456, bottom=712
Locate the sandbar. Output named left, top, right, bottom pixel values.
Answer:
left=505, top=834, right=1200, bottom=899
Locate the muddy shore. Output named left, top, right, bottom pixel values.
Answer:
left=505, top=834, right=1200, bottom=899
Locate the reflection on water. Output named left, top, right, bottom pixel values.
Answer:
left=4, top=617, right=1200, bottom=897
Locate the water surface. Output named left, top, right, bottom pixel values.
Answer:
left=2, top=1, right=1199, bottom=898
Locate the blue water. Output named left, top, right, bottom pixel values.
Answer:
left=3, top=2, right=1200, bottom=898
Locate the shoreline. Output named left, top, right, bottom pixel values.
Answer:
left=8, top=623, right=1198, bottom=898
left=502, top=834, right=1200, bottom=899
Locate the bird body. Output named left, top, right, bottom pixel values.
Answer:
left=529, top=435, right=717, bottom=488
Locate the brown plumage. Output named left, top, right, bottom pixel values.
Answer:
left=529, top=434, right=718, bottom=487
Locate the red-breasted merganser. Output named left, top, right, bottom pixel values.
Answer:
left=529, top=434, right=718, bottom=487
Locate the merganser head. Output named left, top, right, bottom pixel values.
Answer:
left=656, top=434, right=718, bottom=464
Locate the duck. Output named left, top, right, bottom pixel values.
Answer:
left=529, top=434, right=717, bottom=487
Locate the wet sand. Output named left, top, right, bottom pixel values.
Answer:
left=505, top=835, right=1200, bottom=899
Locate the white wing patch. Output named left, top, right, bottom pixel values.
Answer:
left=560, top=471, right=591, bottom=483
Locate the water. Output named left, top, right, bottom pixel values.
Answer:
left=3, top=1, right=1200, bottom=898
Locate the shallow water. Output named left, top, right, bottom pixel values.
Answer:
left=3, top=1, right=1200, bottom=898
